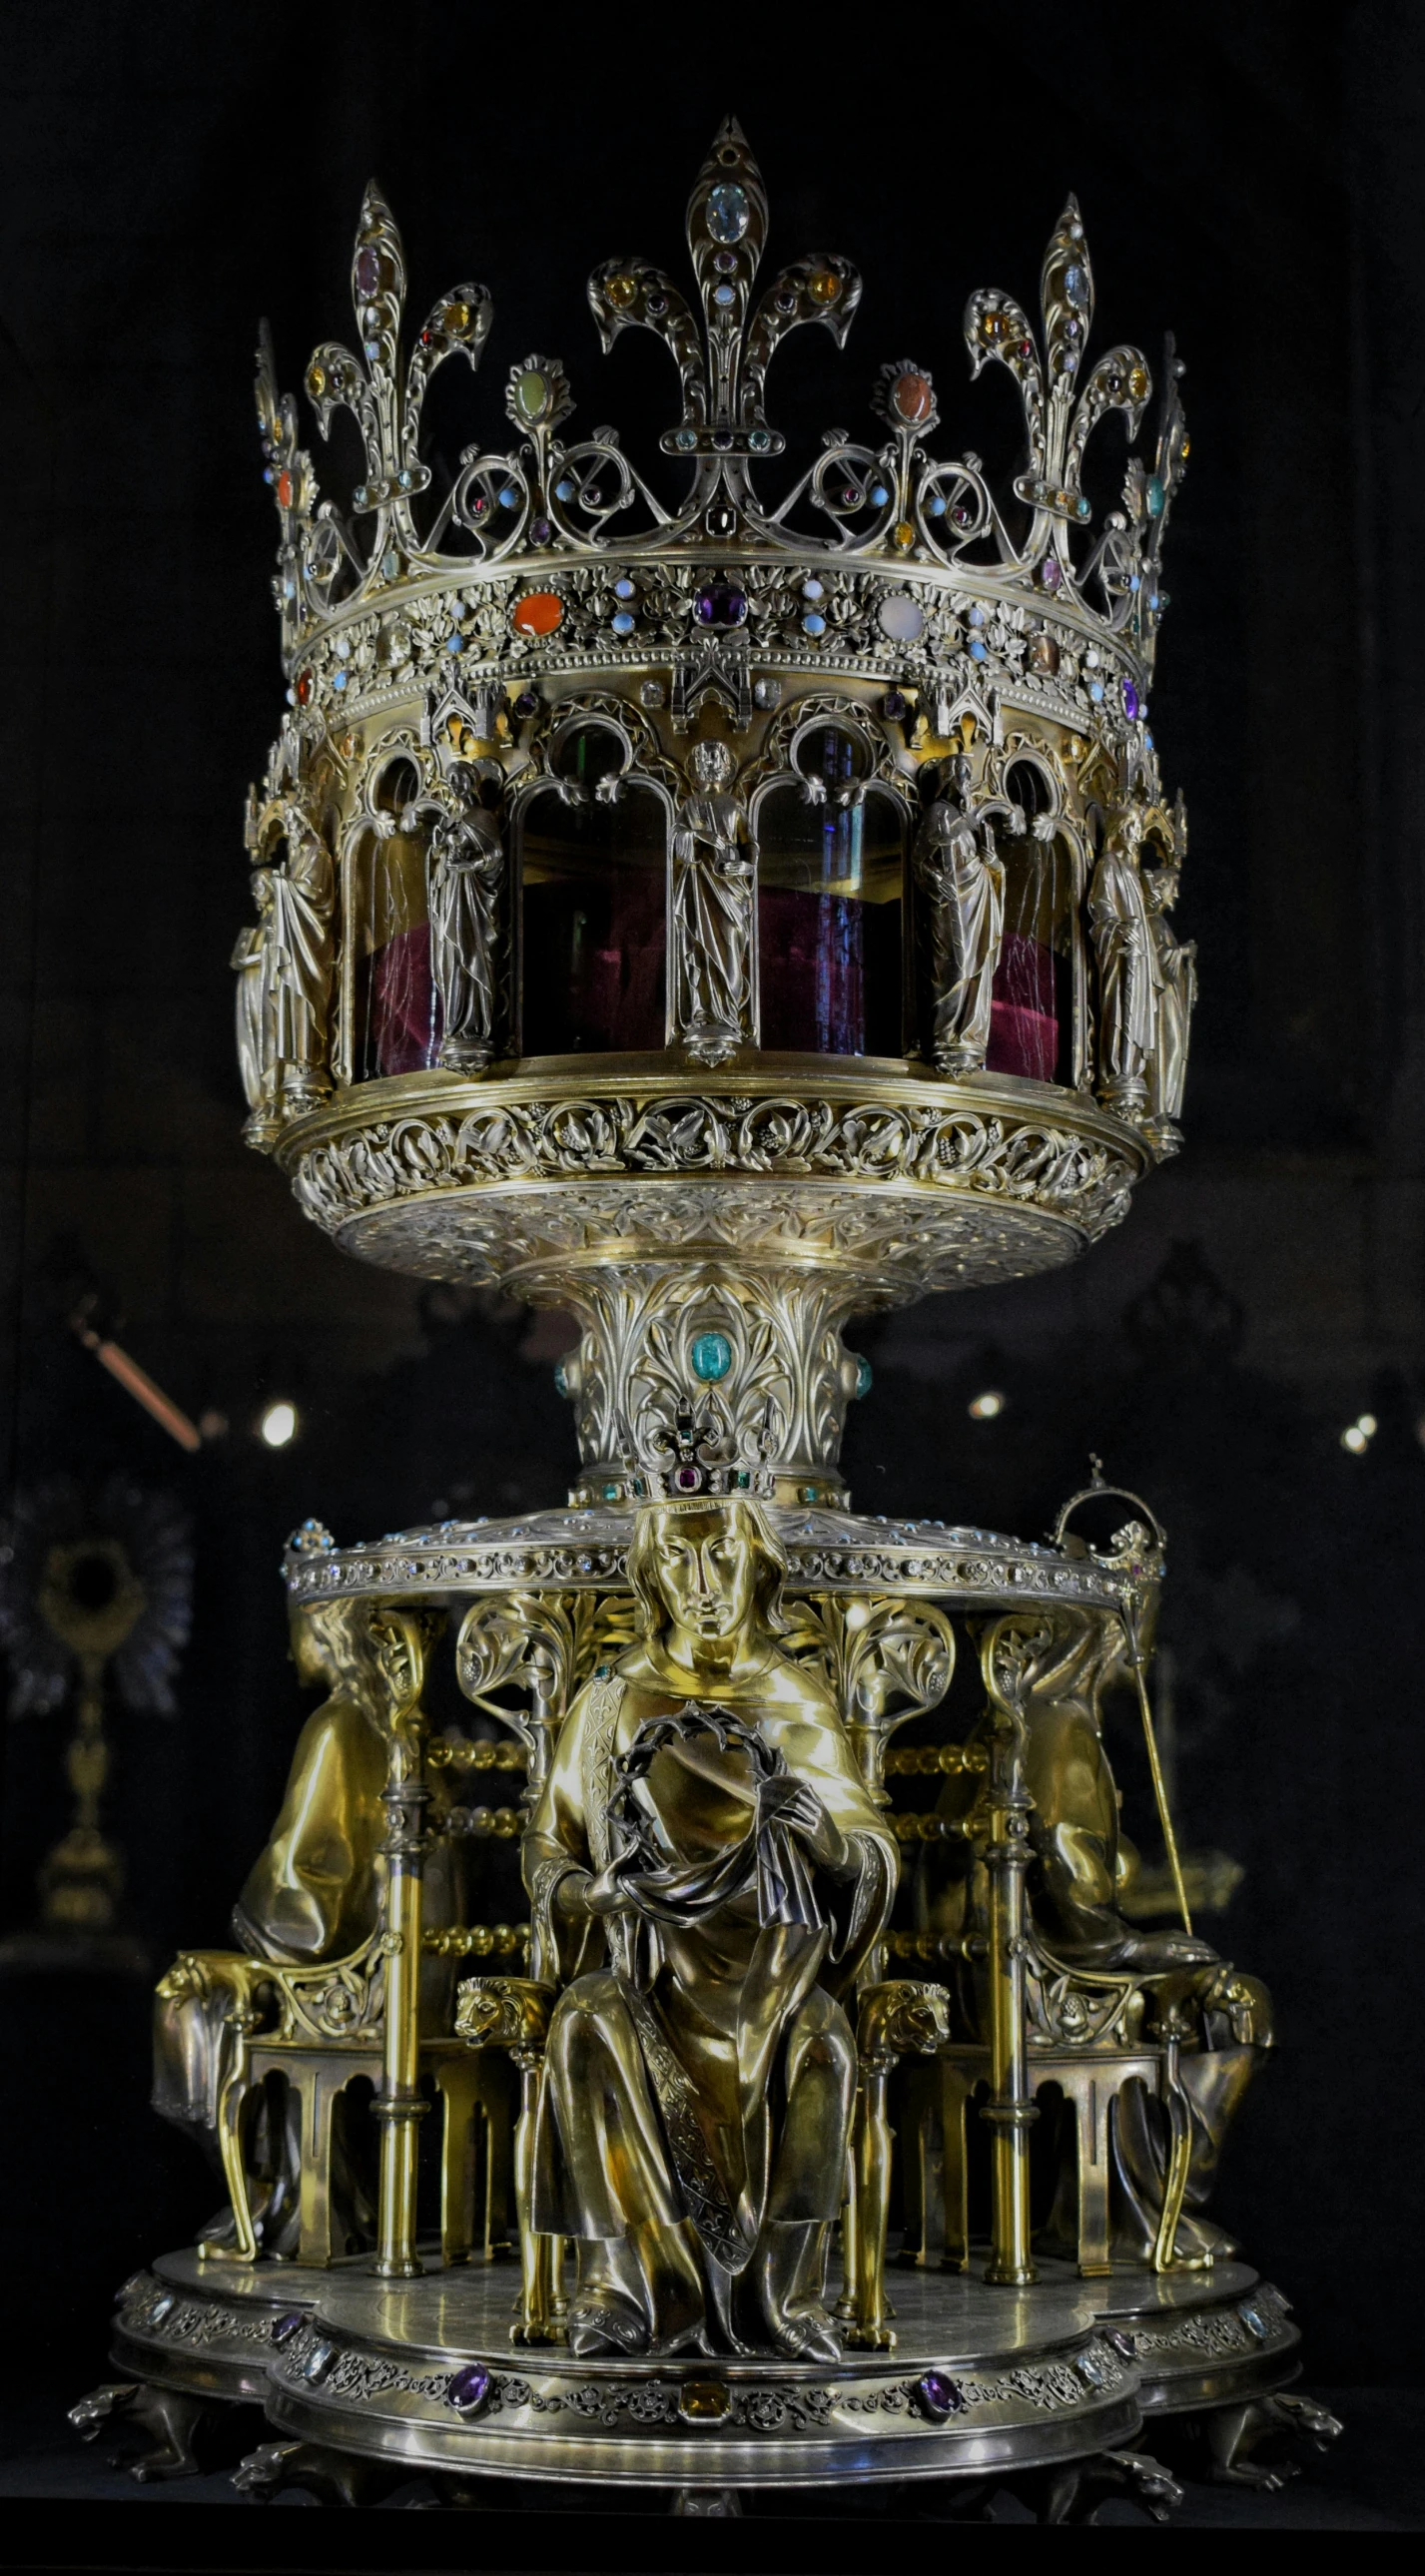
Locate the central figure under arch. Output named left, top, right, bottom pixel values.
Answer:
left=524, top=1497, right=897, bottom=2359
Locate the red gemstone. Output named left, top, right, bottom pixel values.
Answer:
left=296, top=671, right=313, bottom=705
left=276, top=469, right=294, bottom=509
left=893, top=371, right=933, bottom=423
left=356, top=246, right=381, bottom=298
left=511, top=590, right=564, bottom=638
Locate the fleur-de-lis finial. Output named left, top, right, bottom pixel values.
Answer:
left=965, top=200, right=1151, bottom=600
left=588, top=121, right=861, bottom=516
left=300, top=182, right=491, bottom=579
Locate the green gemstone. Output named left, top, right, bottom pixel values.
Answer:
left=854, top=1355, right=873, bottom=1400
left=734, top=1470, right=750, bottom=1491
left=800, top=1485, right=819, bottom=1505
left=553, top=1361, right=568, bottom=1397
left=515, top=368, right=549, bottom=423
left=691, top=1331, right=732, bottom=1383
left=602, top=1482, right=620, bottom=1502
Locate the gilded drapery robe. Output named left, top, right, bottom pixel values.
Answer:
left=428, top=799, right=503, bottom=1071
left=672, top=786, right=752, bottom=1062
left=524, top=1658, right=897, bottom=2357
left=914, top=796, right=1007, bottom=1073
left=269, top=819, right=335, bottom=1081
left=1088, top=842, right=1162, bottom=1105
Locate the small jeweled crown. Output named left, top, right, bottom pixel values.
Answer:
left=256, top=119, right=1186, bottom=745
left=641, top=1404, right=778, bottom=1504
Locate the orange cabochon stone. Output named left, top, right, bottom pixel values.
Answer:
left=511, top=590, right=564, bottom=637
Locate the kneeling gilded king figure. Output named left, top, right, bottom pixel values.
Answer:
left=524, top=1498, right=896, bottom=2361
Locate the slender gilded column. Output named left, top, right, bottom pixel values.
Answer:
left=980, top=1624, right=1038, bottom=2286
left=371, top=1611, right=434, bottom=2279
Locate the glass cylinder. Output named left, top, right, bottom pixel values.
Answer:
left=519, top=732, right=668, bottom=1053
left=755, top=731, right=905, bottom=1056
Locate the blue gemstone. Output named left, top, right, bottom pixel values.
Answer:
left=854, top=1355, right=873, bottom=1400
left=803, top=612, right=826, bottom=636
left=445, top=634, right=462, bottom=654
left=1075, top=496, right=1090, bottom=519
left=1129, top=573, right=1140, bottom=592
left=691, top=1331, right=733, bottom=1383
left=1088, top=679, right=1104, bottom=701
left=969, top=639, right=987, bottom=662
left=498, top=487, right=518, bottom=508
left=1146, top=475, right=1165, bottom=518
left=713, top=284, right=736, bottom=308
left=263, top=466, right=275, bottom=485
left=601, top=1482, right=619, bottom=1502
left=611, top=611, right=635, bottom=635
left=272, top=2312, right=306, bottom=2344
left=613, top=577, right=635, bottom=598
left=363, top=338, right=379, bottom=360
left=555, top=478, right=575, bottom=501
left=676, top=428, right=698, bottom=451
left=553, top=1361, right=568, bottom=1398
left=802, top=578, right=824, bottom=600
left=447, top=2363, right=491, bottom=2412
left=916, top=2369, right=965, bottom=2420
left=1064, top=263, right=1088, bottom=311
left=333, top=670, right=349, bottom=689
left=706, top=182, right=749, bottom=244
left=381, top=550, right=399, bottom=579
left=926, top=493, right=945, bottom=515
left=968, top=604, right=985, bottom=624
left=749, top=429, right=770, bottom=451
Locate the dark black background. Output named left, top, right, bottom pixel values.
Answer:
left=1, top=0, right=1422, bottom=2394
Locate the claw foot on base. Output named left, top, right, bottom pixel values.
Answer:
left=232, top=2438, right=400, bottom=2508
left=1201, top=2389, right=1344, bottom=2488
left=671, top=2488, right=742, bottom=2515
left=1037, top=2447, right=1185, bottom=2524
left=69, top=2380, right=222, bottom=2482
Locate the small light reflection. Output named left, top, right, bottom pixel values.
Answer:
left=1341, top=1412, right=1376, bottom=1455
left=968, top=1390, right=1006, bottom=1421
left=260, top=1400, right=299, bottom=1448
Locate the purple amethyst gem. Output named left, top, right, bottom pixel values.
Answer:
left=447, top=2363, right=492, bottom=2413
left=674, top=1467, right=702, bottom=1494
left=694, top=578, right=748, bottom=629
left=915, top=2369, right=966, bottom=2421
left=356, top=247, right=381, bottom=299
left=1040, top=556, right=1063, bottom=593
left=271, top=2311, right=306, bottom=2345
left=529, top=517, right=552, bottom=546
left=1122, top=678, right=1140, bottom=721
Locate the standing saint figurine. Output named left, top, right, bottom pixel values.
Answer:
left=673, top=740, right=752, bottom=1065
left=523, top=1496, right=897, bottom=2360
left=1088, top=803, right=1163, bottom=1119
left=233, top=866, right=279, bottom=1147
left=913, top=758, right=1021, bottom=1074
left=1142, top=860, right=1196, bottom=1149
left=268, top=799, right=336, bottom=1118
left=406, top=764, right=505, bottom=1073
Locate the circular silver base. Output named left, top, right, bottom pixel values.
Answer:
left=109, top=2247, right=1297, bottom=2490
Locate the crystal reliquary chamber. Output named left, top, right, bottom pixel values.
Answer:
left=101, top=126, right=1336, bottom=2514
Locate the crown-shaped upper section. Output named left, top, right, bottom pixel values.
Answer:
left=256, top=122, right=1187, bottom=685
